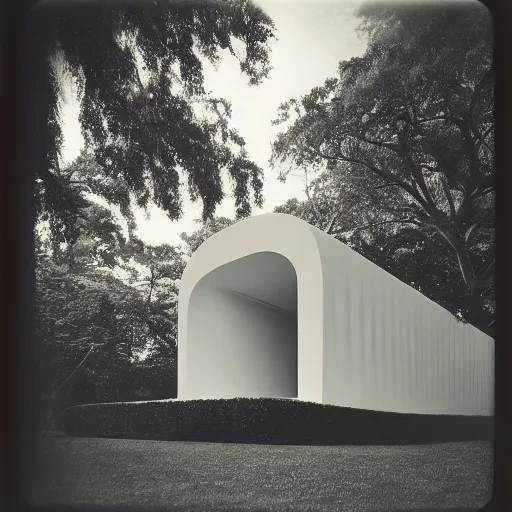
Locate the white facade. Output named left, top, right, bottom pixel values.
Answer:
left=178, top=213, right=494, bottom=416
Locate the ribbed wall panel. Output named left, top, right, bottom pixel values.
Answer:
left=317, top=231, right=493, bottom=416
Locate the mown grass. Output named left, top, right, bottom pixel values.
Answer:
left=27, top=436, right=493, bottom=512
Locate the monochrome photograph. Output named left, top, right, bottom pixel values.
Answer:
left=22, top=0, right=495, bottom=510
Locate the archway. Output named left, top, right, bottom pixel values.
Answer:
left=185, top=251, right=298, bottom=399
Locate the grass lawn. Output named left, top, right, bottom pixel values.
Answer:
left=26, top=437, right=492, bottom=512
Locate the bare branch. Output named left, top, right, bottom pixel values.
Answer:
left=330, top=218, right=418, bottom=236
left=474, top=258, right=495, bottom=297
left=315, top=148, right=427, bottom=208
left=399, top=148, right=438, bottom=211
left=325, top=211, right=341, bottom=234
left=69, top=181, right=94, bottom=195
left=415, top=115, right=462, bottom=128
left=146, top=267, right=155, bottom=307
left=303, top=169, right=322, bottom=221
left=361, top=136, right=402, bottom=155
left=475, top=124, right=494, bottom=150
left=440, top=175, right=457, bottom=220
left=469, top=64, right=494, bottom=121
left=468, top=175, right=494, bottom=201
left=51, top=343, right=97, bottom=399
left=375, top=182, right=402, bottom=190
left=471, top=187, right=494, bottom=201
left=464, top=222, right=481, bottom=245
left=464, top=220, right=494, bottom=246
left=54, top=148, right=63, bottom=179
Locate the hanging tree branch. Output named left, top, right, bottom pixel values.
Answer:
left=316, top=148, right=429, bottom=210
left=303, top=168, right=322, bottom=221
left=330, top=218, right=419, bottom=236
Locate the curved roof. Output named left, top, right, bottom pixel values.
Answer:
left=179, top=213, right=325, bottom=299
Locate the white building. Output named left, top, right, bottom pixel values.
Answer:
left=177, top=213, right=494, bottom=416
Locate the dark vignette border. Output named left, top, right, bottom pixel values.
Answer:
left=485, top=0, right=512, bottom=511
left=1, top=0, right=38, bottom=509
left=1, top=0, right=510, bottom=511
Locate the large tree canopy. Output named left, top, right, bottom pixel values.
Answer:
left=271, top=2, right=494, bottom=332
left=29, top=0, right=274, bottom=246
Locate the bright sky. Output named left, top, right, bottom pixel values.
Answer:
left=59, top=0, right=368, bottom=247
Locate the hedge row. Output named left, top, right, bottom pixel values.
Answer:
left=60, top=398, right=494, bottom=445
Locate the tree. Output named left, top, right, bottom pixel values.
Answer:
left=29, top=0, right=274, bottom=247
left=33, top=147, right=191, bottom=425
left=34, top=230, right=187, bottom=427
left=274, top=165, right=396, bottom=238
left=34, top=254, right=143, bottom=426
left=271, top=2, right=494, bottom=332
left=180, top=215, right=236, bottom=255
left=35, top=149, right=133, bottom=269
left=122, top=240, right=186, bottom=358
left=130, top=351, right=178, bottom=400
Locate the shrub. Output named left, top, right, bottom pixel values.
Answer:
left=61, top=398, right=494, bottom=445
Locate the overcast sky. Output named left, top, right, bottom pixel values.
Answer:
left=59, top=0, right=368, bottom=247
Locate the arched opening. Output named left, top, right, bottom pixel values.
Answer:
left=185, top=251, right=298, bottom=399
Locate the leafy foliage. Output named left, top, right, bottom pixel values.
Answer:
left=121, top=240, right=186, bottom=356
left=30, top=0, right=274, bottom=246
left=271, top=2, right=494, bottom=332
left=180, top=215, right=236, bottom=255
left=34, top=256, right=140, bottom=417
left=130, top=352, right=177, bottom=400
left=34, top=232, right=186, bottom=426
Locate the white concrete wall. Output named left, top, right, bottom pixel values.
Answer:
left=313, top=228, right=494, bottom=416
left=178, top=213, right=494, bottom=416
left=185, top=284, right=297, bottom=399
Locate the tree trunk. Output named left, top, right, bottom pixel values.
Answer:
left=47, top=343, right=97, bottom=427
left=464, top=292, right=491, bottom=335
left=439, top=228, right=494, bottom=333
left=453, top=241, right=478, bottom=295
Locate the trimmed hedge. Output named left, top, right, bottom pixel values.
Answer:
left=61, top=398, right=494, bottom=445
